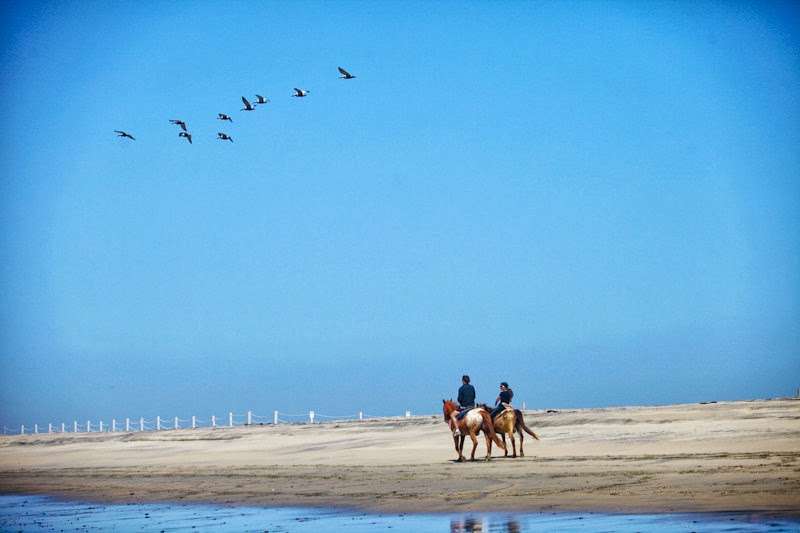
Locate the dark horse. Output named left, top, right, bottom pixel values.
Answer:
left=442, top=400, right=505, bottom=461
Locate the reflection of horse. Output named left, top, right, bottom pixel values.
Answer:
left=480, top=405, right=540, bottom=457
left=442, top=400, right=505, bottom=461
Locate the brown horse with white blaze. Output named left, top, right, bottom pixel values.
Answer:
left=442, top=400, right=506, bottom=461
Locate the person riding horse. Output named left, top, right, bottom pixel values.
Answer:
left=449, top=375, right=475, bottom=437
left=490, top=382, right=513, bottom=419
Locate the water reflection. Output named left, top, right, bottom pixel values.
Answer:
left=451, top=517, right=521, bottom=532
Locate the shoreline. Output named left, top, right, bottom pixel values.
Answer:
left=1, top=399, right=799, bottom=515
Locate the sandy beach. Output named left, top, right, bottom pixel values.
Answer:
left=1, top=399, right=798, bottom=515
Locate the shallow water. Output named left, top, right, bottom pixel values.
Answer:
left=0, top=495, right=797, bottom=532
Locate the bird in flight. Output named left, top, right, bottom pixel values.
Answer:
left=178, top=131, right=192, bottom=144
left=292, top=88, right=310, bottom=97
left=241, top=96, right=255, bottom=111
left=217, top=113, right=233, bottom=122
left=254, top=95, right=270, bottom=105
left=114, top=130, right=135, bottom=140
left=169, top=119, right=188, bottom=132
left=217, top=132, right=233, bottom=143
left=338, top=67, right=356, bottom=79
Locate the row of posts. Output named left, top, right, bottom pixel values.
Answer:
left=14, top=409, right=402, bottom=435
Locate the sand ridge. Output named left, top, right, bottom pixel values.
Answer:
left=1, top=399, right=798, bottom=514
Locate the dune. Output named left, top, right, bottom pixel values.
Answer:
left=1, top=399, right=798, bottom=514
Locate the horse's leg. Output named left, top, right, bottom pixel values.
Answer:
left=469, top=429, right=478, bottom=461
left=484, top=430, right=493, bottom=461
left=510, top=431, right=517, bottom=458
left=518, top=428, right=524, bottom=457
left=502, top=432, right=508, bottom=457
left=458, top=433, right=466, bottom=462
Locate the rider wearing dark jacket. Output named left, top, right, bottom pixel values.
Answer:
left=491, top=382, right=513, bottom=419
left=450, top=375, right=476, bottom=436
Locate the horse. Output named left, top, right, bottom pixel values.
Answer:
left=491, top=406, right=518, bottom=457
left=479, top=404, right=541, bottom=457
left=442, top=399, right=505, bottom=462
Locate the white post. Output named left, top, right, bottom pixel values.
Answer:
left=110, top=419, right=115, bottom=432
left=522, top=401, right=526, bottom=411
left=48, top=423, right=53, bottom=433
left=86, top=421, right=91, bottom=432
left=61, top=422, right=65, bottom=433
left=139, top=417, right=144, bottom=432
left=211, top=415, right=216, bottom=428
left=34, top=423, right=39, bottom=434
left=405, top=410, right=411, bottom=418
left=174, top=416, right=179, bottom=430
left=359, top=411, right=363, bottom=421
left=309, top=410, right=315, bottom=424
left=21, top=424, right=25, bottom=435
left=247, top=410, right=252, bottom=425
left=156, top=416, right=161, bottom=431
left=73, top=421, right=78, bottom=433
left=229, top=412, right=234, bottom=427
left=99, top=421, right=105, bottom=432
left=191, top=415, right=196, bottom=429
left=125, top=418, right=130, bottom=432
left=273, top=410, right=278, bottom=425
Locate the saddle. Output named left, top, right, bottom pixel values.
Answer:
left=492, top=403, right=514, bottom=421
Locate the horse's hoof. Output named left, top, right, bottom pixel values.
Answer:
left=512, top=454, right=517, bottom=458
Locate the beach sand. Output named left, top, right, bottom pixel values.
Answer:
left=1, top=399, right=798, bottom=514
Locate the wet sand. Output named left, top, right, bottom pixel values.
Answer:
left=1, top=399, right=798, bottom=515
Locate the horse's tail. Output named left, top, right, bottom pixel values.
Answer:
left=514, top=409, right=540, bottom=440
left=480, top=410, right=506, bottom=450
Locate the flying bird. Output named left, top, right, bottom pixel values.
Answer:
left=114, top=130, right=135, bottom=140
left=292, top=88, right=310, bottom=97
left=337, top=66, right=356, bottom=79
left=178, top=131, right=192, bottom=144
left=254, top=95, right=270, bottom=105
left=241, top=96, right=255, bottom=111
left=169, top=119, right=188, bottom=132
left=217, top=132, right=233, bottom=142
left=217, top=113, right=233, bottom=122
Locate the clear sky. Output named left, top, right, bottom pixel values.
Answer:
left=1, top=1, right=798, bottom=429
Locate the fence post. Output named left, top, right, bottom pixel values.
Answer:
left=34, top=423, right=39, bottom=434
left=211, top=415, right=216, bottom=428
left=156, top=416, right=161, bottom=431
left=125, top=418, right=130, bottom=432
left=229, top=412, right=234, bottom=428
left=61, top=422, right=66, bottom=433
left=522, top=401, right=526, bottom=411
left=87, top=421, right=91, bottom=432
left=191, top=415, right=196, bottom=429
left=405, top=410, right=411, bottom=418
left=359, top=411, right=363, bottom=421
left=139, top=417, right=144, bottom=432
left=174, top=416, right=179, bottom=430
left=100, top=421, right=105, bottom=432
left=21, top=424, right=25, bottom=435
left=73, top=421, right=78, bottom=433
left=247, top=410, right=252, bottom=426
left=48, top=423, right=53, bottom=433
left=273, top=410, right=278, bottom=425
left=309, top=410, right=315, bottom=424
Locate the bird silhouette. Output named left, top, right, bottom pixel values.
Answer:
left=337, top=66, right=356, bottom=79
left=241, top=96, right=255, bottom=111
left=114, top=130, right=135, bottom=140
left=292, top=88, right=310, bottom=97
left=254, top=95, right=270, bottom=105
left=178, top=131, right=192, bottom=144
left=217, top=113, right=233, bottom=122
left=217, top=132, right=233, bottom=143
left=169, top=119, right=188, bottom=132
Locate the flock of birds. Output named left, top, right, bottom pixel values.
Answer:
left=114, top=66, right=356, bottom=144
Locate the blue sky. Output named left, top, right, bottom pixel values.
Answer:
left=1, top=1, right=798, bottom=429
